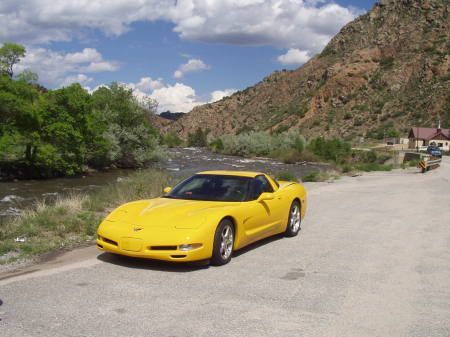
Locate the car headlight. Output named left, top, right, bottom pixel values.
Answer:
left=179, top=243, right=203, bottom=251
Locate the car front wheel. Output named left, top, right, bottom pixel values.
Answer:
left=285, top=200, right=301, bottom=237
left=211, top=219, right=234, bottom=266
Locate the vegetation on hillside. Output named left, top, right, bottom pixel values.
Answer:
left=0, top=43, right=165, bottom=179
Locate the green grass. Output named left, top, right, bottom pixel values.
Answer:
left=0, top=169, right=177, bottom=263
left=275, top=172, right=298, bottom=182
left=301, top=171, right=336, bottom=182
left=302, top=171, right=321, bottom=182
left=353, top=163, right=393, bottom=172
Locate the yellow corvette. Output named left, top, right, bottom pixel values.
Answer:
left=96, top=171, right=307, bottom=265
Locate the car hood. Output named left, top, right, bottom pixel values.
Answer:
left=105, top=197, right=240, bottom=229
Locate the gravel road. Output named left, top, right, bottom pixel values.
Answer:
left=1, top=158, right=449, bottom=337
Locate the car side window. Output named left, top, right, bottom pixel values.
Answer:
left=250, top=175, right=274, bottom=200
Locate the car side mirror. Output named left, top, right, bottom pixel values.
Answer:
left=257, top=192, right=274, bottom=202
left=163, top=187, right=172, bottom=193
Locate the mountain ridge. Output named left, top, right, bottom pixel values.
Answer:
left=162, top=0, right=450, bottom=141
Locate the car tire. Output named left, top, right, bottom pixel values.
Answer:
left=211, top=219, right=234, bottom=266
left=285, top=200, right=301, bottom=237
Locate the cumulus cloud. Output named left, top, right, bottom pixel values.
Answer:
left=14, top=46, right=118, bottom=87
left=277, top=48, right=311, bottom=66
left=79, top=61, right=118, bottom=73
left=120, top=77, right=235, bottom=113
left=167, top=1, right=360, bottom=53
left=210, top=89, right=236, bottom=102
left=61, top=73, right=93, bottom=87
left=150, top=83, right=206, bottom=113
left=1, top=1, right=361, bottom=55
left=173, top=59, right=210, bottom=79
left=128, top=77, right=164, bottom=91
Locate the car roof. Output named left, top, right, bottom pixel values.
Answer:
left=196, top=170, right=265, bottom=178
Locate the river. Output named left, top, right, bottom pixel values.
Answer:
left=0, top=148, right=328, bottom=219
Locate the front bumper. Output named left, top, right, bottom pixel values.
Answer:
left=96, top=222, right=214, bottom=262
left=96, top=238, right=211, bottom=262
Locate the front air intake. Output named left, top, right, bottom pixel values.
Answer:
left=102, top=237, right=118, bottom=246
left=150, top=246, right=177, bottom=250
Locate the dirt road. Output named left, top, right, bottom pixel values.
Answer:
left=1, top=159, right=449, bottom=336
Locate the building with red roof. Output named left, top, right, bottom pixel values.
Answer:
left=408, top=126, right=450, bottom=151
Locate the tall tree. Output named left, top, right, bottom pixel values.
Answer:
left=0, top=42, right=26, bottom=78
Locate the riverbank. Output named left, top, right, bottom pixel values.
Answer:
left=1, top=147, right=330, bottom=218
left=0, top=170, right=176, bottom=265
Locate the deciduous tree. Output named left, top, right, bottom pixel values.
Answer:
left=0, top=42, right=26, bottom=78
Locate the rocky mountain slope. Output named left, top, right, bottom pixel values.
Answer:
left=163, top=0, right=450, bottom=140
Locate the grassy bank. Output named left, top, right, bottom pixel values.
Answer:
left=0, top=169, right=177, bottom=264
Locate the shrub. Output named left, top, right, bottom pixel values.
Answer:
left=354, top=163, right=393, bottom=171
left=307, top=137, right=352, bottom=164
left=162, top=131, right=183, bottom=148
left=302, top=171, right=320, bottom=182
left=275, top=172, right=298, bottom=182
left=187, top=127, right=209, bottom=147
left=209, top=138, right=224, bottom=152
left=379, top=56, right=395, bottom=68
left=212, top=130, right=307, bottom=159
left=270, top=149, right=303, bottom=164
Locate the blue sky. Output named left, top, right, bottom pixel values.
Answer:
left=1, top=0, right=377, bottom=112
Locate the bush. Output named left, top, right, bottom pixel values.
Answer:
left=353, top=163, right=393, bottom=172
left=379, top=56, right=395, bottom=68
left=302, top=171, right=320, bottom=182
left=162, top=131, right=183, bottom=148
left=275, top=172, right=298, bottom=182
left=307, top=137, right=351, bottom=164
left=209, top=138, right=224, bottom=152
left=270, top=149, right=303, bottom=164
left=187, top=128, right=209, bottom=147
left=211, top=130, right=306, bottom=159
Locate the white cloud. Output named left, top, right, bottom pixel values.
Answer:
left=64, top=48, right=102, bottom=63
left=277, top=48, right=310, bottom=66
left=1, top=1, right=361, bottom=55
left=173, top=58, right=209, bottom=79
left=210, top=89, right=236, bottom=102
left=167, top=1, right=360, bottom=53
left=61, top=73, right=93, bottom=87
left=79, top=61, right=118, bottom=73
left=128, top=77, right=164, bottom=91
left=121, top=77, right=236, bottom=113
left=14, top=46, right=118, bottom=87
left=150, top=83, right=206, bottom=113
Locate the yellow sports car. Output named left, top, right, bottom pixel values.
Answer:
left=96, top=171, right=307, bottom=265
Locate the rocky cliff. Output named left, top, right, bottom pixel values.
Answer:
left=163, top=0, right=450, bottom=140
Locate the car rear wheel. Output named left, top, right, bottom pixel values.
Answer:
left=285, top=200, right=301, bottom=237
left=211, top=219, right=234, bottom=266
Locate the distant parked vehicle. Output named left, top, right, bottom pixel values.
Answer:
left=427, top=145, right=442, bottom=157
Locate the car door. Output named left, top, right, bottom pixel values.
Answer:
left=241, top=175, right=284, bottom=242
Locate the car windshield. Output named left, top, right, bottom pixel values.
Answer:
left=164, top=174, right=252, bottom=202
